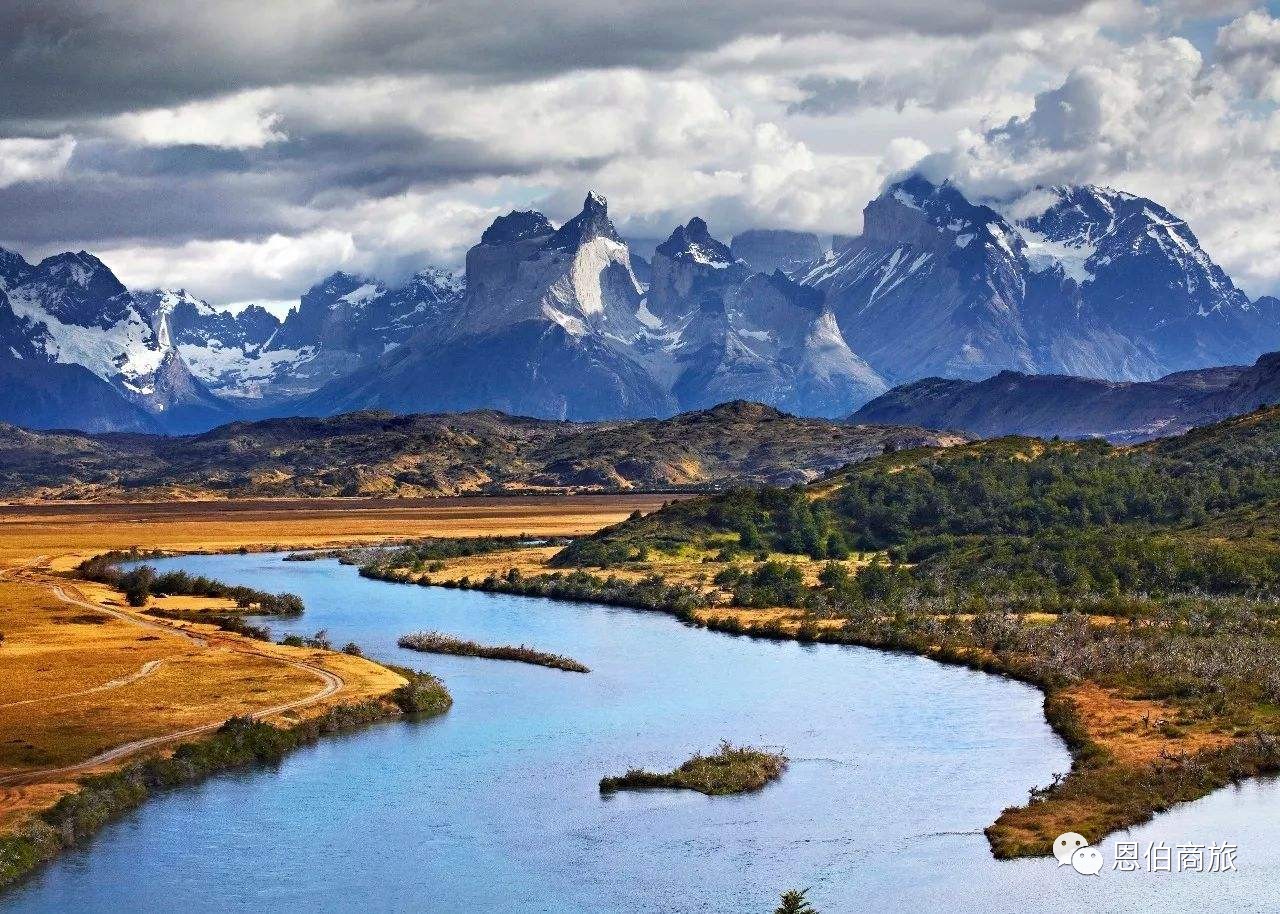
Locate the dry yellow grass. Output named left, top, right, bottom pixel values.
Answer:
left=411, top=544, right=868, bottom=596
left=0, top=495, right=664, bottom=834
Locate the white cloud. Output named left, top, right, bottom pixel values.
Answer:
left=99, top=230, right=357, bottom=303
left=910, top=15, right=1280, bottom=296
left=105, top=91, right=286, bottom=148
left=1215, top=9, right=1280, bottom=101
left=0, top=135, right=75, bottom=187
left=93, top=186, right=502, bottom=304
left=7, top=0, right=1280, bottom=301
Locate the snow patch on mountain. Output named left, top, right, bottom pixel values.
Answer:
left=7, top=287, right=167, bottom=394
left=338, top=283, right=383, bottom=307
left=1016, top=225, right=1097, bottom=285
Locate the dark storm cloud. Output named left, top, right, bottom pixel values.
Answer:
left=0, top=124, right=557, bottom=252
left=0, top=169, right=294, bottom=250
left=265, top=127, right=575, bottom=200
left=0, top=0, right=1163, bottom=301
left=1, top=0, right=1096, bottom=124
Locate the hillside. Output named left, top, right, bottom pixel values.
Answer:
left=850, top=351, right=1280, bottom=443
left=536, top=404, right=1280, bottom=856
left=558, top=402, right=1280, bottom=573
left=0, top=401, right=963, bottom=501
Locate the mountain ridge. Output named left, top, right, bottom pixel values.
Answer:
left=0, top=402, right=965, bottom=501
left=851, top=350, right=1280, bottom=442
left=1, top=174, right=1278, bottom=434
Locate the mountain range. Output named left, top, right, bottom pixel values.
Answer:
left=851, top=351, right=1280, bottom=443
left=2, top=175, right=1278, bottom=434
left=0, top=401, right=962, bottom=501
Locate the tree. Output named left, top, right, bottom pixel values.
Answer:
left=825, top=530, right=851, bottom=560
left=818, top=561, right=851, bottom=591
left=774, top=888, right=817, bottom=914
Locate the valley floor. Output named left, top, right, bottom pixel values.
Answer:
left=2, top=491, right=1251, bottom=879
left=0, top=496, right=665, bottom=848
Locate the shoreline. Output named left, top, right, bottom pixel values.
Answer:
left=6, top=524, right=1264, bottom=895
left=0, top=698, right=428, bottom=891
left=363, top=560, right=1280, bottom=859
left=0, top=496, right=658, bottom=897
left=0, top=550, right=451, bottom=895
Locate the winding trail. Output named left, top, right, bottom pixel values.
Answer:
left=0, top=658, right=169, bottom=711
left=0, top=558, right=346, bottom=788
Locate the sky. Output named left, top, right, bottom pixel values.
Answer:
left=2, top=0, right=1279, bottom=313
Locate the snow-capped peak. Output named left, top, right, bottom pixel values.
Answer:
left=866, top=175, right=1025, bottom=267
left=655, top=217, right=734, bottom=268
left=1017, top=183, right=1248, bottom=313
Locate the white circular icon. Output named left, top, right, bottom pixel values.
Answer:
left=1053, top=832, right=1089, bottom=867
left=1071, top=845, right=1104, bottom=876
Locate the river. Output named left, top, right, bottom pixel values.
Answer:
left=4, top=553, right=1278, bottom=912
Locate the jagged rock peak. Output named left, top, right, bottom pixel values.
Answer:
left=864, top=174, right=1024, bottom=262
left=549, top=191, right=621, bottom=249
left=481, top=210, right=556, bottom=246
left=655, top=217, right=732, bottom=265
left=35, top=250, right=128, bottom=298
left=0, top=247, right=31, bottom=288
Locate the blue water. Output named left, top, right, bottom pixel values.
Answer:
left=5, top=553, right=1280, bottom=913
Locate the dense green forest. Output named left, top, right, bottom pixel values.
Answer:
left=557, top=406, right=1280, bottom=605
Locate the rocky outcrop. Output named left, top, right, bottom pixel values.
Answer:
left=729, top=230, right=826, bottom=277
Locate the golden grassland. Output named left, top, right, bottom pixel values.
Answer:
left=0, top=495, right=667, bottom=837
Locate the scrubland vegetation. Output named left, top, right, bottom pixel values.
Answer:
left=77, top=550, right=304, bottom=614
left=423, top=406, right=1280, bottom=856
left=398, top=630, right=589, bottom=672
left=362, top=562, right=709, bottom=614
left=600, top=742, right=787, bottom=796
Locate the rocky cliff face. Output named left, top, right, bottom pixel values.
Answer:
left=804, top=176, right=1039, bottom=382
left=729, top=229, right=826, bottom=277
left=650, top=224, right=887, bottom=416
left=305, top=203, right=885, bottom=421
left=305, top=193, right=674, bottom=421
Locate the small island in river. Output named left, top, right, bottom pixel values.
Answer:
left=398, top=630, right=590, bottom=673
left=600, top=742, right=788, bottom=796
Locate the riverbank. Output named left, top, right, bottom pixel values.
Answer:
left=0, top=497, right=657, bottom=893
left=359, top=543, right=1280, bottom=859
left=0, top=678, right=448, bottom=890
